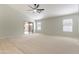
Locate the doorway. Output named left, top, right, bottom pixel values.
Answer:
left=24, top=22, right=34, bottom=35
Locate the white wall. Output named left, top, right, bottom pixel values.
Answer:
left=41, top=13, right=79, bottom=37
left=0, top=5, right=78, bottom=38
left=0, top=5, right=26, bottom=37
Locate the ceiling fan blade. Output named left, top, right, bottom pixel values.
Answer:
left=28, top=5, right=34, bottom=9
left=36, top=9, right=44, bottom=13
left=26, top=10, right=33, bottom=11
left=37, top=9, right=44, bottom=11
left=36, top=4, right=39, bottom=8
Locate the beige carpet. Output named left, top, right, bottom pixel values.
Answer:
left=0, top=33, right=79, bottom=54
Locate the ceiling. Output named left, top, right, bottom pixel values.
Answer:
left=9, top=4, right=78, bottom=20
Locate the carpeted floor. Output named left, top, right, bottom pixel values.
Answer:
left=0, top=33, right=79, bottom=54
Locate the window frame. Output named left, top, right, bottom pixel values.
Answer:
left=63, top=19, right=73, bottom=32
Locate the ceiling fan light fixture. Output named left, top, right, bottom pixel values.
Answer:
left=33, top=9, right=37, bottom=12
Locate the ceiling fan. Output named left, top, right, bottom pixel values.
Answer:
left=27, top=4, right=45, bottom=13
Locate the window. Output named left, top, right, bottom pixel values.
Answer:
left=37, top=22, right=41, bottom=31
left=63, top=19, right=73, bottom=32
